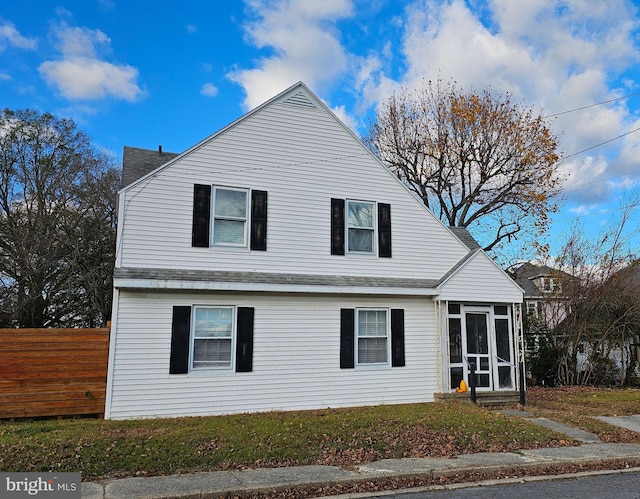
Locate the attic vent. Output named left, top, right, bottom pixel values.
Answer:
left=282, top=91, right=316, bottom=109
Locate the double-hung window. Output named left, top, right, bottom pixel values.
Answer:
left=347, top=200, right=375, bottom=254
left=192, top=306, right=235, bottom=370
left=356, top=309, right=389, bottom=365
left=212, top=187, right=249, bottom=247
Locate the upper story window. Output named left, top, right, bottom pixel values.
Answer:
left=331, top=198, right=391, bottom=257
left=192, top=184, right=267, bottom=251
left=213, top=187, right=249, bottom=247
left=347, top=200, right=375, bottom=254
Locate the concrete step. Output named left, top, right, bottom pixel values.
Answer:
left=434, top=391, right=521, bottom=407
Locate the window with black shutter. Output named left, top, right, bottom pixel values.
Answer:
left=340, top=307, right=405, bottom=368
left=170, top=305, right=255, bottom=374
left=192, top=184, right=267, bottom=250
left=331, top=198, right=391, bottom=257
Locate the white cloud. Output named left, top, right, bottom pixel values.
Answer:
left=361, top=0, right=640, bottom=204
left=227, top=0, right=640, bottom=206
left=187, top=24, right=197, bottom=34
left=0, top=20, right=37, bottom=51
left=331, top=104, right=358, bottom=132
left=201, top=83, right=219, bottom=96
left=39, top=59, right=142, bottom=101
left=38, top=23, right=144, bottom=101
left=228, top=0, right=354, bottom=110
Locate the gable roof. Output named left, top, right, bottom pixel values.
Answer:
left=437, top=249, right=524, bottom=302
left=117, top=81, right=471, bottom=256
left=121, top=146, right=179, bottom=188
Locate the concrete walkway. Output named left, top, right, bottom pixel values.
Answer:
left=81, top=414, right=640, bottom=499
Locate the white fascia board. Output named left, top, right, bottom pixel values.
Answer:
left=114, top=278, right=438, bottom=296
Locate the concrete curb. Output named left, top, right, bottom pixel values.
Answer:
left=81, top=443, right=640, bottom=499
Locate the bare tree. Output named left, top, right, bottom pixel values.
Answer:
left=0, top=109, right=119, bottom=328
left=367, top=79, right=563, bottom=256
left=549, top=199, right=640, bottom=386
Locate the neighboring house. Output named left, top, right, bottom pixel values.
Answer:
left=512, top=263, right=570, bottom=320
left=510, top=262, right=574, bottom=362
left=105, top=82, right=524, bottom=420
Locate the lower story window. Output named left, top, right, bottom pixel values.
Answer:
left=357, top=309, right=389, bottom=365
left=192, top=306, right=234, bottom=370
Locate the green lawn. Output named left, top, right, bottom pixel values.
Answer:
left=1, top=387, right=638, bottom=481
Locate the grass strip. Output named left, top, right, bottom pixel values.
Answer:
left=0, top=401, right=564, bottom=480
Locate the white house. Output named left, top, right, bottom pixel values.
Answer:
left=105, top=82, right=524, bottom=420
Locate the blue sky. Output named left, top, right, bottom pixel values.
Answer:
left=2, top=0, right=640, bottom=260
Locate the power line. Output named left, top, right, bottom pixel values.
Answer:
left=542, top=90, right=640, bottom=119
left=561, top=169, right=640, bottom=191
left=553, top=205, right=635, bottom=223
left=562, top=125, right=640, bottom=160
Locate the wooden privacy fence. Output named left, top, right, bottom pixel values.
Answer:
left=0, top=326, right=110, bottom=419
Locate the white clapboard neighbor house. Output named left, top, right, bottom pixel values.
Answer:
left=105, top=82, right=524, bottom=420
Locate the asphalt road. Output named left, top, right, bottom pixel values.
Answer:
left=363, top=470, right=640, bottom=498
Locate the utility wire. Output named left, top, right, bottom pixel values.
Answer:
left=542, top=90, right=640, bottom=118
left=562, top=125, right=640, bottom=160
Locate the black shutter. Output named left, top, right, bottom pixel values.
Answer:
left=192, top=184, right=211, bottom=247
left=340, top=308, right=355, bottom=369
left=236, top=307, right=255, bottom=372
left=391, top=309, right=405, bottom=367
left=170, top=306, right=192, bottom=374
left=378, top=203, right=392, bottom=258
left=250, top=190, right=268, bottom=251
left=331, top=198, right=345, bottom=255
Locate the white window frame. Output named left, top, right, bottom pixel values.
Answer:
left=355, top=308, right=390, bottom=367
left=212, top=186, right=250, bottom=248
left=190, top=305, right=236, bottom=371
left=346, top=199, right=376, bottom=255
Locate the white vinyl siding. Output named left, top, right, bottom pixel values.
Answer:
left=438, top=251, right=524, bottom=303
left=106, top=291, right=437, bottom=419
left=116, top=96, right=470, bottom=279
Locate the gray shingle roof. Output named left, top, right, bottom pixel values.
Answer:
left=510, top=262, right=575, bottom=298
left=114, top=267, right=440, bottom=291
left=448, top=227, right=482, bottom=251
left=121, top=146, right=180, bottom=188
